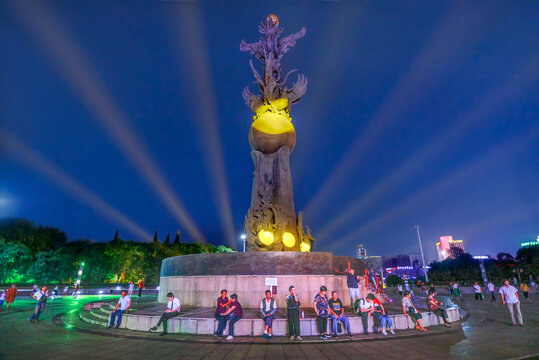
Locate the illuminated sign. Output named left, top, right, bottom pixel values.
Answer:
left=473, top=256, right=489, bottom=259
left=520, top=241, right=539, bottom=247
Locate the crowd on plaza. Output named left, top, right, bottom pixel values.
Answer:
left=0, top=270, right=531, bottom=338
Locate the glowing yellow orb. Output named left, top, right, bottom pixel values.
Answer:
left=267, top=14, right=279, bottom=27
left=282, top=232, right=296, bottom=248
left=258, top=230, right=274, bottom=245
left=300, top=242, right=311, bottom=252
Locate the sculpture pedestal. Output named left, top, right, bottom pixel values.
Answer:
left=158, top=252, right=368, bottom=308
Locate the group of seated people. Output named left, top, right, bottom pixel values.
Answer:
left=135, top=285, right=452, bottom=339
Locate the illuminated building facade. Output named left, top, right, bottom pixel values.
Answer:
left=383, top=254, right=428, bottom=279
left=436, top=236, right=465, bottom=260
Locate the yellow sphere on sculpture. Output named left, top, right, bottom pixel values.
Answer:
left=266, top=14, right=279, bottom=27
left=282, top=232, right=296, bottom=248
left=300, top=241, right=311, bottom=252
left=258, top=230, right=274, bottom=246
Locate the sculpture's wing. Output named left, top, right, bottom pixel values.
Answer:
left=279, top=27, right=306, bottom=54
left=240, top=40, right=260, bottom=55
left=242, top=87, right=263, bottom=112
left=286, top=74, right=308, bottom=104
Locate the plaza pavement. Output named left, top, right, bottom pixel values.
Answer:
left=0, top=293, right=537, bottom=360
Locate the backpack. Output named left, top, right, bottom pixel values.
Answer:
left=354, top=298, right=366, bottom=313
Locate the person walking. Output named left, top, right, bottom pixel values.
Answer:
left=285, top=286, right=301, bottom=341
left=62, top=285, right=68, bottom=296
left=29, top=286, right=49, bottom=323
left=328, top=291, right=353, bottom=339
left=73, top=283, right=80, bottom=298
left=259, top=290, right=277, bottom=339
left=426, top=289, right=451, bottom=327
left=6, top=284, right=17, bottom=308
left=402, top=291, right=426, bottom=331
left=216, top=294, right=242, bottom=340
left=137, top=279, right=144, bottom=297
left=448, top=282, right=453, bottom=296
left=473, top=282, right=484, bottom=301
left=107, top=291, right=131, bottom=329
left=452, top=282, right=461, bottom=299
left=313, top=286, right=330, bottom=340
left=128, top=282, right=135, bottom=296
left=150, top=292, right=181, bottom=336
left=519, top=283, right=530, bottom=303
left=0, top=290, right=5, bottom=309
left=499, top=280, right=523, bottom=326
left=346, top=269, right=361, bottom=311
left=487, top=281, right=496, bottom=301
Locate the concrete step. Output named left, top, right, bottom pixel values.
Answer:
left=90, top=307, right=111, bottom=320
left=79, top=311, right=108, bottom=327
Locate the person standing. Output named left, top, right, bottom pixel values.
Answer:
left=285, top=286, right=301, bottom=341
left=128, top=282, right=135, bottom=296
left=426, top=289, right=451, bottom=327
left=0, top=290, right=5, bottom=309
left=473, top=282, right=484, bottom=301
left=448, top=282, right=453, bottom=296
left=487, top=281, right=496, bottom=301
left=346, top=269, right=360, bottom=311
left=313, top=286, right=330, bottom=340
left=328, top=291, right=352, bottom=339
left=107, top=291, right=131, bottom=329
left=73, top=282, right=80, bottom=298
left=137, top=279, right=144, bottom=297
left=397, top=283, right=403, bottom=296
left=150, top=292, right=181, bottom=336
left=6, top=284, right=17, bottom=308
left=402, top=291, right=426, bottom=331
left=216, top=294, right=242, bottom=340
left=29, top=286, right=49, bottom=323
left=260, top=290, right=277, bottom=339
left=499, top=280, right=523, bottom=326
left=62, top=285, right=68, bottom=296
left=519, top=283, right=530, bottom=303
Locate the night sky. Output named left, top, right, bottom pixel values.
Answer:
left=1, top=1, right=538, bottom=262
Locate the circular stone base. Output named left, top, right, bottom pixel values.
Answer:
left=158, top=252, right=368, bottom=308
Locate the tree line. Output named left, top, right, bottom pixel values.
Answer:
left=427, top=250, right=538, bottom=285
left=0, top=218, right=235, bottom=285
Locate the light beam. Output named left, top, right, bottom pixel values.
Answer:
left=316, top=51, right=539, bottom=240
left=322, top=129, right=539, bottom=253
left=11, top=1, right=207, bottom=243
left=169, top=5, right=236, bottom=247
left=0, top=129, right=153, bottom=241
left=304, top=2, right=505, bottom=221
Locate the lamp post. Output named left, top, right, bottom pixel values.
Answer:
left=76, top=262, right=85, bottom=285
left=241, top=234, right=247, bottom=252
left=414, top=225, right=429, bottom=282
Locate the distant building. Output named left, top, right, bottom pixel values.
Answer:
left=436, top=236, right=465, bottom=260
left=383, top=254, right=428, bottom=279
left=357, top=244, right=367, bottom=259
left=520, top=236, right=539, bottom=247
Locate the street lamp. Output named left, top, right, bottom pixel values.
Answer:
left=414, top=225, right=429, bottom=282
left=240, top=234, right=247, bottom=252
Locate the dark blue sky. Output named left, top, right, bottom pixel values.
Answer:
left=1, top=0, right=538, bottom=262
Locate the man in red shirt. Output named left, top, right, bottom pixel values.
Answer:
left=426, top=289, right=451, bottom=327
left=138, top=279, right=144, bottom=297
